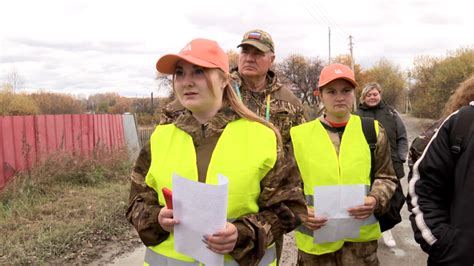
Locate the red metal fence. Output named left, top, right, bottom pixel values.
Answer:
left=0, top=114, right=125, bottom=188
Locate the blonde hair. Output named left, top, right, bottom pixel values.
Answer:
left=219, top=73, right=282, bottom=146
left=360, top=82, right=382, bottom=103
left=442, top=75, right=474, bottom=116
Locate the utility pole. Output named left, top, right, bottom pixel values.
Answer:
left=349, top=35, right=354, bottom=71
left=406, top=71, right=413, bottom=114
left=328, top=27, right=331, bottom=64
left=150, top=91, right=154, bottom=115
left=349, top=35, right=357, bottom=111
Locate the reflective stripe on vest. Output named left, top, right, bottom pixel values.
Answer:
left=290, top=115, right=381, bottom=255
left=145, top=244, right=277, bottom=266
left=145, top=118, right=277, bottom=263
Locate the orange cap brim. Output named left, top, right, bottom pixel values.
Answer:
left=156, top=54, right=221, bottom=74
left=319, top=77, right=359, bottom=89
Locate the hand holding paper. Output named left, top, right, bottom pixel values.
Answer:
left=304, top=206, right=327, bottom=230
left=204, top=222, right=238, bottom=254
left=347, top=196, right=377, bottom=219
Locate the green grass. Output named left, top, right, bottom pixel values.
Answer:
left=0, top=149, right=135, bottom=265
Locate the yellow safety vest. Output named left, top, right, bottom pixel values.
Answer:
left=290, top=115, right=381, bottom=255
left=145, top=118, right=277, bottom=264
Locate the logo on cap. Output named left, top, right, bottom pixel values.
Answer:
left=237, top=29, right=274, bottom=53
left=335, top=69, right=343, bottom=74
left=181, top=43, right=192, bottom=52
left=248, top=32, right=262, bottom=40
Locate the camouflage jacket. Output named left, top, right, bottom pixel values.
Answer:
left=127, top=107, right=307, bottom=265
left=230, top=69, right=308, bottom=145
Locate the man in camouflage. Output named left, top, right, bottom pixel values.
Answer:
left=230, top=29, right=307, bottom=145
left=230, top=29, right=307, bottom=264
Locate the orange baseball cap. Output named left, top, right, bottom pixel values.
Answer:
left=156, top=38, right=229, bottom=74
left=318, top=63, right=358, bottom=89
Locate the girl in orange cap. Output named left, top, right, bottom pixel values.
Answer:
left=127, top=38, right=306, bottom=266
left=290, top=63, right=397, bottom=265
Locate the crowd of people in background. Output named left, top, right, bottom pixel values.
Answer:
left=127, top=29, right=474, bottom=265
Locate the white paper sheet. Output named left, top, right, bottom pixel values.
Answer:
left=313, top=184, right=367, bottom=243
left=173, top=173, right=228, bottom=265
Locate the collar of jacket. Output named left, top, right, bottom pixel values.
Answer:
left=359, top=100, right=386, bottom=110
left=230, top=67, right=280, bottom=94
left=173, top=106, right=239, bottom=141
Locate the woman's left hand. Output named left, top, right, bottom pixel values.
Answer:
left=203, top=222, right=238, bottom=254
left=347, top=196, right=377, bottom=219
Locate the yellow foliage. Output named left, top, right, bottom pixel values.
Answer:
left=30, top=92, right=85, bottom=114
left=0, top=91, right=39, bottom=115
left=226, top=49, right=239, bottom=70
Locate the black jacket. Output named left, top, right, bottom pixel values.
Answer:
left=356, top=101, right=408, bottom=179
left=408, top=107, right=474, bottom=265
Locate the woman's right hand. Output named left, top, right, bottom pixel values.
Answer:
left=158, top=207, right=179, bottom=232
left=304, top=206, right=328, bottom=231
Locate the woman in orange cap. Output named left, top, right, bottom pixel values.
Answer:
left=126, top=38, right=306, bottom=265
left=290, top=63, right=397, bottom=265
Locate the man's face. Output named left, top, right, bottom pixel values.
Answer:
left=238, top=45, right=275, bottom=79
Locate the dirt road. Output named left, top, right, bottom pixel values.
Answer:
left=98, top=114, right=433, bottom=266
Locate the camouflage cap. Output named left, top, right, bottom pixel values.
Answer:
left=237, top=29, right=274, bottom=53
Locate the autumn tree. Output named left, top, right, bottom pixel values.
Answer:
left=410, top=47, right=474, bottom=118
left=87, top=92, right=121, bottom=113
left=358, top=59, right=407, bottom=108
left=276, top=54, right=324, bottom=105
left=0, top=85, right=39, bottom=115
left=227, top=49, right=239, bottom=70
left=156, top=71, right=173, bottom=99
left=133, top=96, right=156, bottom=114
left=108, top=97, right=132, bottom=114
left=3, top=67, right=25, bottom=91
left=30, top=92, right=86, bottom=114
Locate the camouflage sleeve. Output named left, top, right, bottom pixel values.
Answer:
left=126, top=141, right=169, bottom=246
left=230, top=145, right=307, bottom=265
left=294, top=105, right=307, bottom=126
left=158, top=100, right=185, bottom=125
left=368, top=124, right=398, bottom=215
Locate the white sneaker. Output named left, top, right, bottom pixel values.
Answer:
left=382, top=230, right=396, bottom=247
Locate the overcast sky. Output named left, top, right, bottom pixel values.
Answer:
left=1, top=0, right=472, bottom=97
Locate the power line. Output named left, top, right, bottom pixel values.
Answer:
left=300, top=0, right=355, bottom=61
left=301, top=0, right=329, bottom=27
left=311, top=1, right=348, bottom=39
left=303, top=0, right=346, bottom=42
